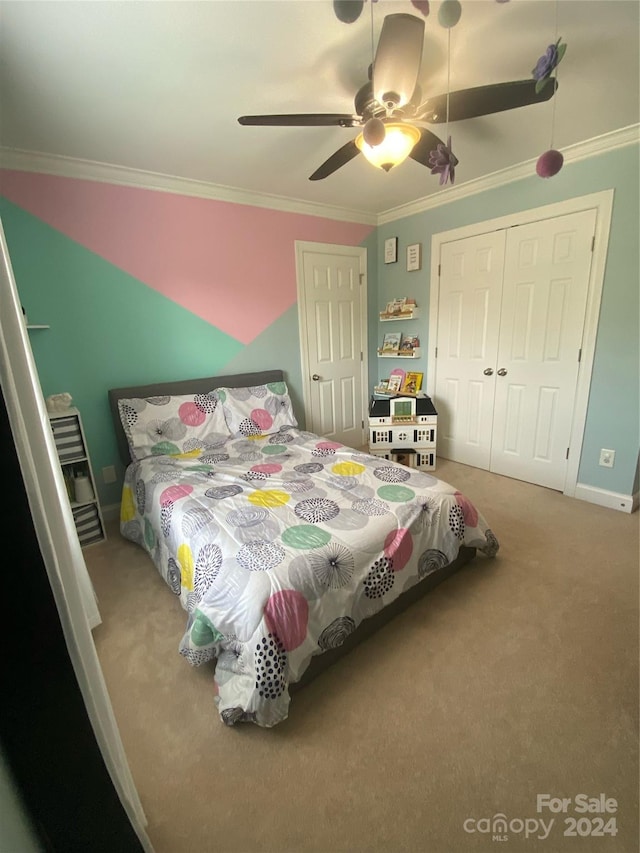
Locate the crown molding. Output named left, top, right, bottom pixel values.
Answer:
left=377, top=124, right=640, bottom=225
left=1, top=124, right=637, bottom=228
left=0, top=147, right=377, bottom=227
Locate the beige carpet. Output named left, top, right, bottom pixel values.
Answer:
left=85, top=459, right=639, bottom=853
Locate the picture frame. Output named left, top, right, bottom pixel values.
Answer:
left=384, top=237, right=398, bottom=264
left=381, top=331, right=401, bottom=353
left=407, top=243, right=422, bottom=271
left=401, top=371, right=423, bottom=395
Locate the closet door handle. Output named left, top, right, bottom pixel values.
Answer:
left=312, top=374, right=320, bottom=381
left=483, top=368, right=494, bottom=376
left=497, top=368, right=508, bottom=376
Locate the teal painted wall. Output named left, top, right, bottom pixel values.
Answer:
left=1, top=199, right=243, bottom=505
left=374, top=143, right=640, bottom=496
left=0, top=197, right=375, bottom=508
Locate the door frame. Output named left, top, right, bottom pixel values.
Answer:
left=294, top=240, right=369, bottom=446
left=427, top=189, right=614, bottom=497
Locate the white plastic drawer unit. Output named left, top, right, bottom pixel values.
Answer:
left=368, top=425, right=437, bottom=448
left=48, top=407, right=106, bottom=547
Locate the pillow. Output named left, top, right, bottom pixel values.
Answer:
left=118, top=392, right=230, bottom=462
left=216, top=381, right=298, bottom=437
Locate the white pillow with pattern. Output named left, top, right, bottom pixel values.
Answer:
left=118, top=392, right=229, bottom=461
left=216, top=382, right=298, bottom=437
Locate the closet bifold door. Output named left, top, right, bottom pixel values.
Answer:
left=435, top=208, right=597, bottom=491
left=489, top=209, right=597, bottom=490
left=434, top=229, right=506, bottom=470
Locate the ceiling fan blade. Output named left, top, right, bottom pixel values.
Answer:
left=373, top=14, right=425, bottom=110
left=309, top=139, right=361, bottom=181
left=408, top=128, right=446, bottom=167
left=238, top=113, right=359, bottom=127
left=417, top=79, right=558, bottom=123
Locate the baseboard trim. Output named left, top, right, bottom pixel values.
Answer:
left=574, top=483, right=638, bottom=514
left=102, top=502, right=121, bottom=523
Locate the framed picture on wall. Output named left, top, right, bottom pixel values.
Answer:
left=384, top=237, right=398, bottom=264
left=407, top=243, right=422, bottom=271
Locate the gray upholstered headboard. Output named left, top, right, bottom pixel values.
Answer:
left=108, top=369, right=285, bottom=466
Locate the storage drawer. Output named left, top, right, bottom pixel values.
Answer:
left=73, top=504, right=104, bottom=547
left=50, top=415, right=85, bottom=462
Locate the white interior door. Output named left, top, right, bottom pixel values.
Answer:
left=490, top=210, right=597, bottom=489
left=435, top=230, right=506, bottom=468
left=295, top=242, right=368, bottom=448
left=434, top=209, right=596, bottom=491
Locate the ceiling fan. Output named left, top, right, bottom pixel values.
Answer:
left=238, top=13, right=558, bottom=181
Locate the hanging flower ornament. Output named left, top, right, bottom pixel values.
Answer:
left=411, top=0, right=430, bottom=15
left=533, top=30, right=567, bottom=179
left=429, top=136, right=458, bottom=186
left=532, top=37, right=567, bottom=93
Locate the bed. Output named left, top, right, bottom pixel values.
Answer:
left=109, top=369, right=499, bottom=728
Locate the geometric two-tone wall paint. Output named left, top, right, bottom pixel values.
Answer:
left=0, top=171, right=375, bottom=506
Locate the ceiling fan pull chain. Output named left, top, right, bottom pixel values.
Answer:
left=447, top=31, right=451, bottom=127
left=550, top=0, right=559, bottom=149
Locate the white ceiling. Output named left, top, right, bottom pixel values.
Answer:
left=1, top=0, right=638, bottom=217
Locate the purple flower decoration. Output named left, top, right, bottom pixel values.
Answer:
left=532, top=37, right=567, bottom=92
left=428, top=136, right=459, bottom=186
left=411, top=0, right=430, bottom=14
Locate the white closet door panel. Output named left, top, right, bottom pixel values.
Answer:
left=435, top=230, right=506, bottom=468
left=490, top=209, right=596, bottom=489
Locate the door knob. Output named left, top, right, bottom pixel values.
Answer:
left=312, top=374, right=320, bottom=381
left=483, top=367, right=494, bottom=376
left=497, top=368, right=508, bottom=376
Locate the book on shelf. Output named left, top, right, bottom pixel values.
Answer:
left=399, top=334, right=420, bottom=352
left=380, top=331, right=401, bottom=353
left=400, top=371, right=423, bottom=395
left=387, top=368, right=405, bottom=393
left=377, top=378, right=390, bottom=393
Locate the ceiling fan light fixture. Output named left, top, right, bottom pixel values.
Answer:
left=355, top=123, right=421, bottom=172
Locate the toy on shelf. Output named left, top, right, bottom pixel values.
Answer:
left=379, top=297, right=420, bottom=321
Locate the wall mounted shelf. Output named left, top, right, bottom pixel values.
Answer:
left=377, top=348, right=422, bottom=359
left=379, top=308, right=420, bottom=322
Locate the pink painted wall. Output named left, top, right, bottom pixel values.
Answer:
left=0, top=171, right=374, bottom=344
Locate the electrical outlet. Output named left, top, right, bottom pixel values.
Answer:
left=599, top=449, right=615, bottom=468
left=102, top=465, right=117, bottom=483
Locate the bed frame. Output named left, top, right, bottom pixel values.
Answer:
left=108, top=369, right=476, bottom=690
